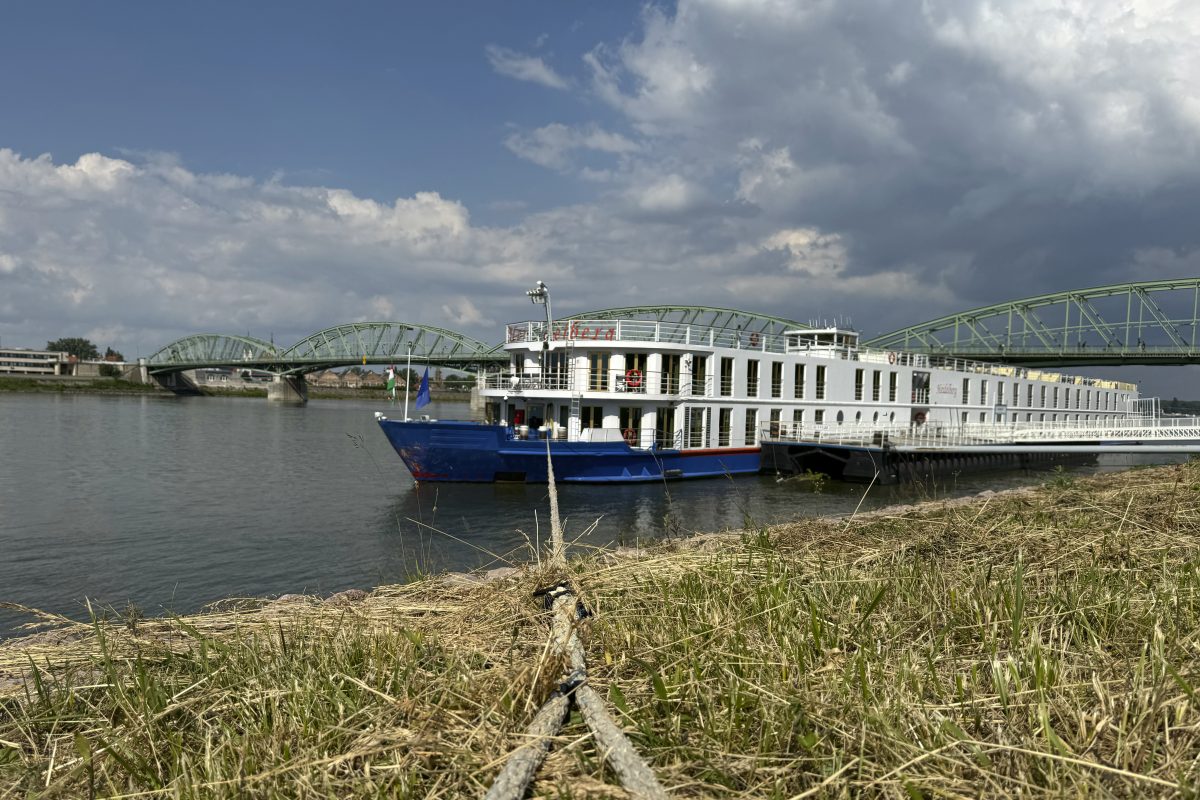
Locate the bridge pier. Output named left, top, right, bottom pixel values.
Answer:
left=151, top=370, right=201, bottom=395
left=267, top=374, right=308, bottom=404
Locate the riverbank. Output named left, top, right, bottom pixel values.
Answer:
left=2, top=463, right=1198, bottom=796
left=0, top=375, right=166, bottom=395
left=0, top=374, right=468, bottom=403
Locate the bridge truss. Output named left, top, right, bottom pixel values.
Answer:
left=865, top=278, right=1200, bottom=366
left=146, top=323, right=504, bottom=375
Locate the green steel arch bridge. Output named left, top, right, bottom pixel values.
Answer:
left=145, top=307, right=809, bottom=377
left=865, top=278, right=1200, bottom=367
left=145, top=323, right=505, bottom=375
left=144, top=278, right=1200, bottom=391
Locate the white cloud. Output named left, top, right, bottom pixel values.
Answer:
left=762, top=228, right=848, bottom=278
left=628, top=173, right=707, bottom=216
left=504, top=122, right=639, bottom=172
left=485, top=45, right=569, bottom=90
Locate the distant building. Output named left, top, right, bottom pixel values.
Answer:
left=0, top=347, right=69, bottom=375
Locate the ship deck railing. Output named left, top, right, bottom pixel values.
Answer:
left=480, top=369, right=712, bottom=398
left=502, top=319, right=1136, bottom=392
left=761, top=416, right=1200, bottom=451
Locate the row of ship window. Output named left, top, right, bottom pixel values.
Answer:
left=572, top=404, right=1129, bottom=448
left=561, top=354, right=1127, bottom=411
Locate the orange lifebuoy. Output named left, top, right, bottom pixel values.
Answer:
left=625, top=368, right=642, bottom=388
left=888, top=351, right=896, bottom=364
left=749, top=332, right=761, bottom=347
left=623, top=428, right=636, bottom=445
left=914, top=412, right=926, bottom=424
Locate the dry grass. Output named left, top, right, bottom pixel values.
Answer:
left=2, top=463, right=1200, bottom=797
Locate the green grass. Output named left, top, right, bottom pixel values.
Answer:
left=2, top=464, right=1200, bottom=797
left=0, top=376, right=164, bottom=395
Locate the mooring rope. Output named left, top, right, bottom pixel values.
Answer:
left=483, top=438, right=666, bottom=800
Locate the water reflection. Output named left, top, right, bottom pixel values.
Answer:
left=0, top=392, right=1184, bottom=637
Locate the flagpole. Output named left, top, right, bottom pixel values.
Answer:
left=404, top=342, right=412, bottom=420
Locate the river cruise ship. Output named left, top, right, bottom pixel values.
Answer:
left=376, top=305, right=1139, bottom=483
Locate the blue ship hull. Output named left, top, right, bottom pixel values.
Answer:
left=377, top=418, right=761, bottom=483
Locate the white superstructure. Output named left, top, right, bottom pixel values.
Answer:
left=478, top=317, right=1139, bottom=452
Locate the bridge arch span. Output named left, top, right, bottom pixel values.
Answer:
left=865, top=278, right=1200, bottom=366
left=277, top=322, right=498, bottom=371
left=146, top=334, right=281, bottom=371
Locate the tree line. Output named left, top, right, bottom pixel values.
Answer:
left=46, top=337, right=124, bottom=362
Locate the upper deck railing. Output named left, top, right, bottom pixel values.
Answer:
left=503, top=319, right=1137, bottom=392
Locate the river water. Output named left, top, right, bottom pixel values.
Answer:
left=0, top=392, right=1170, bottom=636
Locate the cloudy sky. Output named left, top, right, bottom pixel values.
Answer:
left=2, top=1, right=1199, bottom=392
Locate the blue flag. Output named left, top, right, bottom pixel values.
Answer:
left=415, top=367, right=431, bottom=409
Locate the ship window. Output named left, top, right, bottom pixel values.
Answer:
left=962, top=378, right=970, bottom=405
left=912, top=372, right=930, bottom=404
left=720, top=357, right=734, bottom=397
left=661, top=354, right=681, bottom=394
left=656, top=407, right=676, bottom=448
left=888, top=372, right=897, bottom=402
left=793, top=408, right=804, bottom=425
left=1053, top=387, right=1059, bottom=407
left=1027, top=384, right=1034, bottom=407
left=980, top=380, right=988, bottom=405
left=961, top=411, right=968, bottom=424
left=747, top=360, right=760, bottom=397
left=685, top=406, right=707, bottom=448
left=581, top=406, right=604, bottom=428
left=744, top=408, right=758, bottom=445
left=589, top=353, right=610, bottom=391
left=814, top=409, right=825, bottom=424
left=836, top=410, right=844, bottom=424
left=872, top=370, right=881, bottom=402
left=980, top=412, right=986, bottom=422
left=997, top=383, right=1005, bottom=405
left=546, top=351, right=568, bottom=389
left=889, top=412, right=895, bottom=422
left=815, top=365, right=827, bottom=400
left=873, top=411, right=879, bottom=422
left=691, top=355, right=707, bottom=396
left=624, top=353, right=647, bottom=393
left=718, top=408, right=732, bottom=446
left=854, top=368, right=864, bottom=401
left=619, top=407, right=643, bottom=444
left=794, top=364, right=805, bottom=399
left=855, top=411, right=861, bottom=422
left=1040, top=385, right=1047, bottom=407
